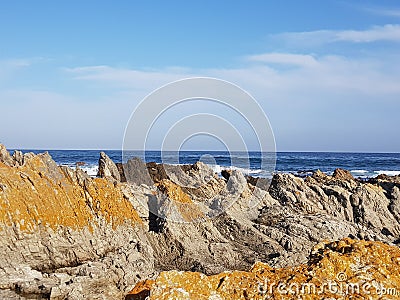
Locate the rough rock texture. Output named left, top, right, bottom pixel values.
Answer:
left=1, top=144, right=400, bottom=299
left=0, top=144, right=14, bottom=166
left=97, top=151, right=121, bottom=181
left=0, top=148, right=154, bottom=299
left=131, top=238, right=400, bottom=299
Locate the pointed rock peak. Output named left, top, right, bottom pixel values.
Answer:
left=333, top=168, right=354, bottom=181
left=97, top=151, right=121, bottom=181
left=0, top=144, right=14, bottom=166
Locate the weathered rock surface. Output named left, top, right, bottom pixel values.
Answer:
left=131, top=238, right=400, bottom=299
left=97, top=151, right=121, bottom=181
left=0, top=144, right=14, bottom=166
left=1, top=144, right=400, bottom=299
left=0, top=147, right=154, bottom=299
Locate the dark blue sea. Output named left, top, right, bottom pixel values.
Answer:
left=11, top=150, right=400, bottom=179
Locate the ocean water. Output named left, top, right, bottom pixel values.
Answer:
left=11, top=149, right=400, bottom=179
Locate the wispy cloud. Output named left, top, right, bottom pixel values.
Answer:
left=336, top=24, right=400, bottom=42
left=65, top=51, right=400, bottom=99
left=276, top=24, right=400, bottom=46
left=65, top=65, right=194, bottom=90
left=246, top=53, right=318, bottom=68
left=363, top=6, right=400, bottom=17
left=56, top=50, right=400, bottom=151
left=0, top=59, right=32, bottom=79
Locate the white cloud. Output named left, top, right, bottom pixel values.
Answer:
left=246, top=53, right=318, bottom=67
left=276, top=24, right=400, bottom=45
left=65, top=65, right=194, bottom=91
left=3, top=26, right=400, bottom=151
left=68, top=52, right=400, bottom=97
left=336, top=24, right=400, bottom=42
left=3, top=49, right=400, bottom=151
left=364, top=7, right=400, bottom=17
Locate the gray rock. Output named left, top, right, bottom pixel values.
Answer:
left=12, top=150, right=24, bottom=166
left=226, top=170, right=247, bottom=195
left=97, top=151, right=121, bottom=181
left=124, top=157, right=154, bottom=186
left=0, top=144, right=14, bottom=166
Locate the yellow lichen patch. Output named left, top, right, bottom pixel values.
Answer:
left=90, top=178, right=142, bottom=227
left=156, top=179, right=205, bottom=222
left=0, top=155, right=141, bottom=232
left=130, top=238, right=400, bottom=299
left=157, top=180, right=193, bottom=204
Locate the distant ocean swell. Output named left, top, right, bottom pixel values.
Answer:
left=11, top=150, right=400, bottom=179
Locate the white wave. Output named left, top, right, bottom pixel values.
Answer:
left=375, top=170, right=400, bottom=176
left=350, top=170, right=368, bottom=174
left=81, top=166, right=99, bottom=176
left=65, top=165, right=99, bottom=177
left=248, top=169, right=264, bottom=174
left=219, top=165, right=266, bottom=176
left=208, top=164, right=222, bottom=174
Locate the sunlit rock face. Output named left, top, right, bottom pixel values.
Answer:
left=129, top=238, right=400, bottom=300
left=0, top=146, right=153, bottom=299
left=0, top=144, right=400, bottom=299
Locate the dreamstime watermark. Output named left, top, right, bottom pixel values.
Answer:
left=122, top=77, right=276, bottom=222
left=257, top=272, right=399, bottom=297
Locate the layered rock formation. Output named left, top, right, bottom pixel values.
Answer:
left=0, top=144, right=399, bottom=299
left=130, top=238, right=400, bottom=299
left=0, top=147, right=154, bottom=299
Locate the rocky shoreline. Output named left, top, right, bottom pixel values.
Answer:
left=0, top=144, right=399, bottom=299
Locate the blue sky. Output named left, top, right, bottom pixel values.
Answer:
left=1, top=0, right=400, bottom=152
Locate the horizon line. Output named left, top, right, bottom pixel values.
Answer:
left=5, top=147, right=400, bottom=154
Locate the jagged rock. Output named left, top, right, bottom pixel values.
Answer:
left=226, top=170, right=247, bottom=195
left=116, top=162, right=127, bottom=182
left=12, top=150, right=24, bottom=166
left=390, top=186, right=400, bottom=221
left=0, top=144, right=14, bottom=166
left=374, top=173, right=400, bottom=183
left=124, top=157, right=154, bottom=187
left=1, top=144, right=400, bottom=299
left=132, top=238, right=400, bottom=299
left=0, top=148, right=154, bottom=299
left=167, top=161, right=217, bottom=189
left=146, top=162, right=169, bottom=183
left=97, top=151, right=121, bottom=181
left=245, top=175, right=271, bottom=191
left=333, top=168, right=355, bottom=181
left=307, top=169, right=329, bottom=184
left=155, top=179, right=205, bottom=223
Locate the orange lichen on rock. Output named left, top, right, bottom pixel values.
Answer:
left=129, top=238, right=400, bottom=299
left=126, top=279, right=154, bottom=300
left=157, top=179, right=194, bottom=204
left=156, top=179, right=205, bottom=222
left=0, top=153, right=141, bottom=232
